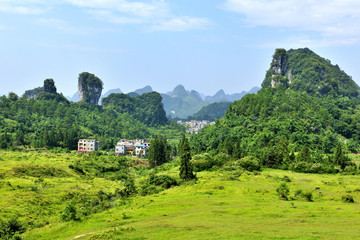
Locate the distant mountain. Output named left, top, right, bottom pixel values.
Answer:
left=161, top=85, right=259, bottom=119
left=134, top=85, right=153, bottom=95
left=67, top=92, right=79, bottom=102
left=191, top=102, right=232, bottom=121
left=102, top=88, right=122, bottom=98
left=170, top=85, right=189, bottom=98
left=64, top=84, right=259, bottom=118
left=205, top=87, right=260, bottom=103
left=99, top=88, right=122, bottom=103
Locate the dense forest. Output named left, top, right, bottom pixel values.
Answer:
left=191, top=48, right=360, bottom=173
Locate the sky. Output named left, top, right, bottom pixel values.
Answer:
left=1, top=0, right=360, bottom=97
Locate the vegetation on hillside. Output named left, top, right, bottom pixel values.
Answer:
left=191, top=48, right=360, bottom=172
left=0, top=90, right=180, bottom=151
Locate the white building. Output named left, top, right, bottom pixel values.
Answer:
left=115, top=139, right=149, bottom=157
left=135, top=144, right=148, bottom=158
left=78, top=139, right=99, bottom=153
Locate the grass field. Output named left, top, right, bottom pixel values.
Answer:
left=1, top=150, right=360, bottom=239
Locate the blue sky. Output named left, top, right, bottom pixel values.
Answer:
left=1, top=0, right=360, bottom=97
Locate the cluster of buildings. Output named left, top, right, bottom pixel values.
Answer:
left=178, top=120, right=215, bottom=134
left=77, top=138, right=150, bottom=158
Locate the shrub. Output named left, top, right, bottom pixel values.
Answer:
left=139, top=174, right=178, bottom=196
left=191, top=158, right=213, bottom=172
left=213, top=153, right=231, bottom=166
left=303, top=191, right=313, bottom=202
left=342, top=195, right=355, bottom=203
left=281, top=175, right=291, bottom=182
left=276, top=182, right=290, bottom=200
left=237, top=156, right=261, bottom=171
left=294, top=189, right=303, bottom=197
left=149, top=174, right=177, bottom=189
left=61, top=202, right=80, bottom=221
left=223, top=156, right=260, bottom=172
left=0, top=216, right=25, bottom=239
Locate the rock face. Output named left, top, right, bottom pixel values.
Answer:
left=44, top=79, right=57, bottom=94
left=78, top=72, right=103, bottom=105
left=23, top=87, right=44, bottom=99
left=270, top=48, right=289, bottom=88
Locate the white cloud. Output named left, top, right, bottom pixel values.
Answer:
left=66, top=0, right=210, bottom=32
left=149, top=17, right=210, bottom=32
left=223, top=0, right=360, bottom=45
left=34, top=18, right=114, bottom=35
left=65, top=0, right=169, bottom=18
left=0, top=0, right=210, bottom=33
left=0, top=0, right=46, bottom=14
left=85, top=10, right=144, bottom=24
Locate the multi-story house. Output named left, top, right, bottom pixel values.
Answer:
left=115, top=139, right=149, bottom=157
left=78, top=139, right=99, bottom=153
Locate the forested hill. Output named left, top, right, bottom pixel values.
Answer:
left=0, top=89, right=175, bottom=150
left=262, top=48, right=360, bottom=98
left=191, top=101, right=232, bottom=121
left=191, top=48, right=360, bottom=168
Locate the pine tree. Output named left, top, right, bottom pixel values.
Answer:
left=179, top=135, right=195, bottom=181
left=334, top=143, right=349, bottom=170
left=148, top=135, right=170, bottom=168
left=296, top=146, right=311, bottom=162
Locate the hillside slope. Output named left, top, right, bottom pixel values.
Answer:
left=4, top=152, right=357, bottom=239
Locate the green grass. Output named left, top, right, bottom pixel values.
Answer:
left=2, top=150, right=360, bottom=239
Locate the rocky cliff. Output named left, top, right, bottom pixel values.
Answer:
left=78, top=72, right=103, bottom=105
left=44, top=79, right=57, bottom=94
left=262, top=48, right=359, bottom=97
left=270, top=48, right=289, bottom=88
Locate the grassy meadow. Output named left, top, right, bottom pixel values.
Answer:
left=1, top=150, right=360, bottom=239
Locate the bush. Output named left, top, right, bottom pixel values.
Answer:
left=237, top=156, right=261, bottom=171
left=213, top=153, right=231, bottom=166
left=149, top=174, right=177, bottom=189
left=0, top=216, right=24, bottom=239
left=61, top=202, right=80, bottom=221
left=276, top=182, right=290, bottom=200
left=342, top=195, right=355, bottom=203
left=223, top=156, right=260, bottom=172
left=281, top=175, right=291, bottom=182
left=139, top=174, right=178, bottom=196
left=191, top=153, right=230, bottom=172
left=302, top=191, right=313, bottom=202
left=191, top=158, right=213, bottom=172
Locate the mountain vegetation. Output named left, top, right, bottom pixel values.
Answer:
left=191, top=101, right=232, bottom=121
left=0, top=80, right=180, bottom=151
left=191, top=48, right=360, bottom=173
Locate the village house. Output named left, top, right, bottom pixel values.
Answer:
left=115, top=139, right=149, bottom=157
left=78, top=139, right=99, bottom=153
left=178, top=120, right=215, bottom=134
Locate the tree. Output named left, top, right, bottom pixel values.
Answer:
left=334, top=143, right=351, bottom=170
left=179, top=134, right=195, bottom=181
left=296, top=146, right=311, bottom=162
left=148, top=135, right=170, bottom=168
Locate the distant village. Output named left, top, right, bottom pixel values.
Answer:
left=177, top=120, right=215, bottom=134
left=78, top=138, right=150, bottom=157
left=77, top=120, right=214, bottom=156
